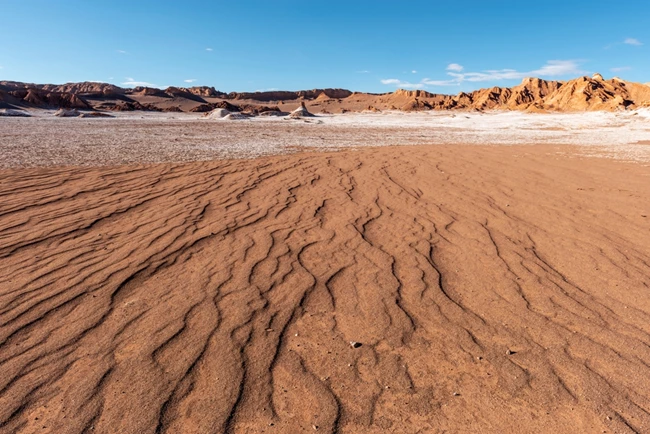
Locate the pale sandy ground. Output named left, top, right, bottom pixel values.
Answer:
left=1, top=114, right=650, bottom=434
left=1, top=110, right=650, bottom=167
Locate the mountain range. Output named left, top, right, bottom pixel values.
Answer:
left=2, top=74, right=650, bottom=114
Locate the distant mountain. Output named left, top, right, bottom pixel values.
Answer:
left=1, top=75, right=649, bottom=113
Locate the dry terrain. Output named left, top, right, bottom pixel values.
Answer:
left=1, top=117, right=650, bottom=433
left=3, top=74, right=650, bottom=115
left=1, top=110, right=650, bottom=168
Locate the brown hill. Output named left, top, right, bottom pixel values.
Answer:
left=41, top=81, right=125, bottom=97
left=374, top=75, right=648, bottom=112
left=370, top=89, right=444, bottom=111
left=11, top=88, right=91, bottom=109
left=227, top=88, right=353, bottom=102
left=130, top=86, right=169, bottom=97
left=467, top=86, right=512, bottom=110
left=2, top=75, right=650, bottom=113
left=185, top=86, right=227, bottom=98
left=611, top=77, right=650, bottom=107
left=163, top=87, right=207, bottom=102
left=0, top=89, right=26, bottom=109
left=459, top=78, right=564, bottom=111
left=507, top=77, right=563, bottom=108
left=540, top=74, right=634, bottom=111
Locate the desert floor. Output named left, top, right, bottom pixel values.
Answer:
left=1, top=113, right=650, bottom=433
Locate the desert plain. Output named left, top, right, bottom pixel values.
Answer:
left=1, top=107, right=650, bottom=434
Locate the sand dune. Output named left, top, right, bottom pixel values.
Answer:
left=1, top=144, right=649, bottom=433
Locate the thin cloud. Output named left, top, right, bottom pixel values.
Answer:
left=610, top=66, right=631, bottom=72
left=421, top=78, right=460, bottom=86
left=624, top=38, right=643, bottom=46
left=184, top=79, right=197, bottom=83
left=205, top=48, right=213, bottom=51
left=606, top=38, right=644, bottom=49
left=446, top=60, right=584, bottom=83
left=356, top=70, right=370, bottom=74
left=446, top=63, right=464, bottom=72
left=411, top=70, right=417, bottom=74
left=381, top=60, right=585, bottom=89
left=532, top=60, right=584, bottom=77
left=121, top=77, right=157, bottom=87
left=380, top=79, right=424, bottom=89
left=116, top=50, right=127, bottom=54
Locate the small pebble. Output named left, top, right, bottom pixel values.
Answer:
left=350, top=341, right=362, bottom=348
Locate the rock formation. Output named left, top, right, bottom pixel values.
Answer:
left=289, top=101, right=315, bottom=118
left=0, top=108, right=31, bottom=116
left=1, top=75, right=649, bottom=114
left=204, top=108, right=230, bottom=119
left=54, top=108, right=81, bottom=117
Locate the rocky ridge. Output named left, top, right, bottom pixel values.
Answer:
left=1, top=74, right=649, bottom=114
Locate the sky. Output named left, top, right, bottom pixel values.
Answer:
left=0, top=0, right=648, bottom=93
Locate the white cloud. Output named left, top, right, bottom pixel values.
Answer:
left=121, top=77, right=157, bottom=87
left=447, top=60, right=584, bottom=83
left=117, top=50, right=127, bottom=54
left=411, top=70, right=417, bottom=74
left=610, top=66, right=631, bottom=72
left=421, top=78, right=460, bottom=86
left=184, top=79, right=197, bottom=83
left=356, top=70, right=370, bottom=74
left=382, top=60, right=585, bottom=89
left=605, top=38, right=644, bottom=49
left=531, top=60, right=584, bottom=77
left=206, top=47, right=213, bottom=51
left=400, top=83, right=425, bottom=89
left=624, top=38, right=643, bottom=46
left=380, top=79, right=424, bottom=89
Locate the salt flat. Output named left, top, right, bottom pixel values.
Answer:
left=2, top=110, right=650, bottom=168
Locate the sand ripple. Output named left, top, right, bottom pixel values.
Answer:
left=1, top=145, right=649, bottom=433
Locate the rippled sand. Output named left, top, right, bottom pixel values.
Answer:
left=1, top=117, right=650, bottom=433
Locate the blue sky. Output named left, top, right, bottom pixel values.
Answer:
left=0, top=0, right=648, bottom=93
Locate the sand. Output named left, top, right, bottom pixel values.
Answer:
left=1, top=118, right=650, bottom=433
